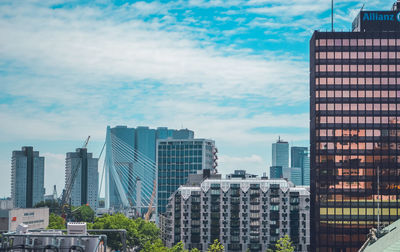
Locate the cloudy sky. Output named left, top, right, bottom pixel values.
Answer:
left=0, top=0, right=391, bottom=197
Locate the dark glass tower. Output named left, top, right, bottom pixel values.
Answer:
left=311, top=2, right=400, bottom=251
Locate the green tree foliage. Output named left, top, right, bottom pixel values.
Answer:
left=141, top=239, right=169, bottom=252
left=207, top=239, right=224, bottom=252
left=140, top=241, right=200, bottom=252
left=273, top=235, right=295, bottom=252
left=34, top=200, right=61, bottom=214
left=169, top=241, right=188, bottom=252
left=47, top=213, right=65, bottom=229
left=71, top=205, right=95, bottom=222
left=91, top=214, right=160, bottom=251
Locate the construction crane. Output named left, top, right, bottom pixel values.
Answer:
left=83, top=136, right=90, bottom=148
left=61, top=136, right=90, bottom=219
left=144, top=180, right=157, bottom=221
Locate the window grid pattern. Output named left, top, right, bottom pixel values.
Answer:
left=311, top=32, right=400, bottom=252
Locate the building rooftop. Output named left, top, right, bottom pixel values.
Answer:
left=360, top=218, right=400, bottom=252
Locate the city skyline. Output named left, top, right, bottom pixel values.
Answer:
left=0, top=0, right=391, bottom=197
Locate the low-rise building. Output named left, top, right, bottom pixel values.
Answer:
left=0, top=208, right=49, bottom=231
left=163, top=172, right=310, bottom=252
left=0, top=198, right=13, bottom=210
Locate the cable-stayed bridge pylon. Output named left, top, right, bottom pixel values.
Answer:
left=103, top=126, right=157, bottom=216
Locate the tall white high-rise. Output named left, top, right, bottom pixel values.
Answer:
left=65, top=148, right=98, bottom=210
left=11, top=147, right=45, bottom=208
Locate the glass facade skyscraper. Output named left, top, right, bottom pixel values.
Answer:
left=291, top=147, right=310, bottom=186
left=107, top=126, right=194, bottom=209
left=311, top=3, right=400, bottom=250
left=272, top=138, right=289, bottom=169
left=157, top=139, right=217, bottom=213
left=11, top=147, right=45, bottom=208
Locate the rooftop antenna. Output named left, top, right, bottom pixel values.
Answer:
left=331, top=0, right=334, bottom=31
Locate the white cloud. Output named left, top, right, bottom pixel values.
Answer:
left=0, top=0, right=311, bottom=194
left=218, top=154, right=266, bottom=177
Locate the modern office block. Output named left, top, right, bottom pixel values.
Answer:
left=290, top=167, right=302, bottom=186
left=163, top=172, right=310, bottom=252
left=272, top=137, right=289, bottom=169
left=105, top=125, right=194, bottom=210
left=157, top=139, right=217, bottom=214
left=291, top=147, right=310, bottom=186
left=65, top=148, right=98, bottom=210
left=310, top=2, right=400, bottom=250
left=269, top=166, right=283, bottom=179
left=11, top=147, right=45, bottom=208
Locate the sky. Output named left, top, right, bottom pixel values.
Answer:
left=0, top=0, right=392, bottom=197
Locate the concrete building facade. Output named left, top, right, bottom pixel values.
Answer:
left=65, top=148, right=98, bottom=210
left=0, top=208, right=49, bottom=231
left=164, top=175, right=310, bottom=252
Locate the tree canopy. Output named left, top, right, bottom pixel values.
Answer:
left=71, top=204, right=95, bottom=222
left=34, top=200, right=61, bottom=215
left=207, top=239, right=224, bottom=252
left=47, top=213, right=65, bottom=229
left=267, top=235, right=295, bottom=252
left=90, top=213, right=160, bottom=250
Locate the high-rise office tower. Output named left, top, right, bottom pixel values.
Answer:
left=105, top=125, right=194, bottom=210
left=65, top=148, right=98, bottom=210
left=11, top=147, right=45, bottom=208
left=157, top=138, right=217, bottom=214
left=291, top=147, right=310, bottom=186
left=310, top=2, right=400, bottom=251
left=272, top=137, right=289, bottom=169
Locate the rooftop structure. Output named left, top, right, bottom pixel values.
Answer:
left=359, top=218, right=400, bottom=252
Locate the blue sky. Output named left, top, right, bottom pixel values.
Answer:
left=0, top=0, right=391, bottom=197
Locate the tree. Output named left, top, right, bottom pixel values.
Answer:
left=34, top=200, right=61, bottom=214
left=141, top=239, right=169, bottom=252
left=274, top=235, right=294, bottom=252
left=91, top=214, right=160, bottom=251
left=207, top=239, right=224, bottom=252
left=71, top=204, right=95, bottom=222
left=47, top=213, right=65, bottom=229
left=170, top=241, right=188, bottom=252
left=190, top=248, right=200, bottom=252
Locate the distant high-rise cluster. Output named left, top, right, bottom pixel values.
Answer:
left=104, top=125, right=199, bottom=214
left=269, top=138, right=310, bottom=186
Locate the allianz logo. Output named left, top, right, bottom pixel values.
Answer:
left=363, top=12, right=400, bottom=22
